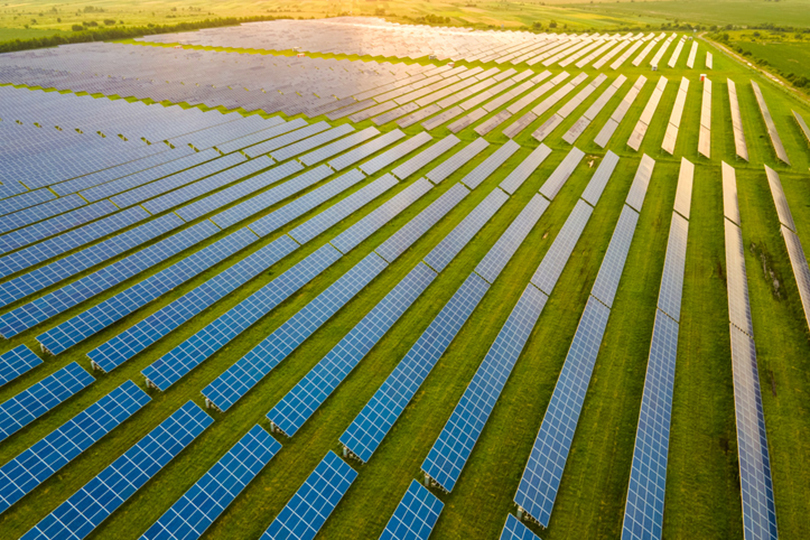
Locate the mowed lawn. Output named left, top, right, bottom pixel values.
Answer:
left=0, top=28, right=809, bottom=540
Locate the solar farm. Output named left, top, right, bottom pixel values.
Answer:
left=1, top=16, right=810, bottom=540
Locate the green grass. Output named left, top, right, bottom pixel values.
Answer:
left=0, top=20, right=810, bottom=540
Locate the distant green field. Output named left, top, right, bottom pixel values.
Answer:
left=733, top=40, right=810, bottom=81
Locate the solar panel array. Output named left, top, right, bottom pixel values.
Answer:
left=500, top=514, right=541, bottom=540
left=499, top=145, right=553, bottom=195
left=379, top=481, right=445, bottom=540
left=563, top=75, right=627, bottom=144
left=621, top=158, right=693, bottom=540
left=661, top=77, right=689, bottom=155
left=538, top=147, right=585, bottom=201
left=0, top=345, right=42, bottom=388
left=628, top=76, right=668, bottom=151
left=260, top=451, right=357, bottom=540
left=595, top=75, right=646, bottom=148
left=141, top=425, right=281, bottom=540
left=752, top=81, right=790, bottom=165
left=22, top=401, right=213, bottom=540
left=698, top=77, right=712, bottom=158
left=727, top=79, right=750, bottom=161
left=0, top=381, right=150, bottom=515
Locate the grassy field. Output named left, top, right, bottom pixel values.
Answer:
left=0, top=19, right=809, bottom=540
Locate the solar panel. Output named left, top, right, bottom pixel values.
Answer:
left=260, top=451, right=357, bottom=540
left=657, top=212, right=689, bottom=323
left=499, top=145, right=553, bottom=196
left=752, top=81, right=790, bottom=165
left=0, top=381, right=150, bottom=515
left=725, top=220, right=754, bottom=337
left=686, top=41, right=698, bottom=69
left=763, top=165, right=796, bottom=232
left=0, top=220, right=220, bottom=340
left=426, top=138, right=490, bottom=184
left=361, top=133, right=433, bottom=176
left=272, top=124, right=356, bottom=162
left=627, top=76, right=667, bottom=152
left=268, top=263, right=436, bottom=437
left=621, top=309, right=679, bottom=540
left=376, top=183, right=469, bottom=264
left=476, top=194, right=550, bottom=284
left=672, top=158, right=694, bottom=221
left=625, top=155, right=655, bottom=213
left=379, top=481, right=444, bottom=540
left=340, top=273, right=490, bottom=463
left=728, top=325, right=779, bottom=540
left=461, top=140, right=520, bottom=190
left=329, top=130, right=406, bottom=171
left=722, top=162, right=740, bottom=226
left=243, top=122, right=331, bottom=159
left=590, top=206, right=640, bottom=309
left=424, top=188, right=509, bottom=272
left=0, top=194, right=86, bottom=235
left=141, top=425, right=281, bottom=540
left=792, top=110, right=810, bottom=147
left=300, top=127, right=379, bottom=167
left=781, top=225, right=810, bottom=333
left=531, top=199, right=593, bottom=295
left=202, top=251, right=387, bottom=411
left=0, top=345, right=42, bottom=388
left=514, top=295, right=609, bottom=524
left=141, top=243, right=341, bottom=392
left=22, top=401, right=213, bottom=540
left=88, top=235, right=298, bottom=373
left=580, top=151, right=620, bottom=207
left=392, top=135, right=460, bottom=181
left=727, top=79, right=749, bottom=161
left=0, top=362, right=94, bottom=443
left=538, top=147, right=585, bottom=201
left=423, top=284, right=547, bottom=492
left=287, top=174, right=398, bottom=243
left=500, top=514, right=540, bottom=540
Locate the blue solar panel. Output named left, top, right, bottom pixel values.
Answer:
left=531, top=200, right=593, bottom=295
left=0, top=381, right=150, bottom=515
left=513, top=296, right=610, bottom=524
left=0, top=220, right=219, bottom=339
left=267, top=263, right=436, bottom=437
left=0, top=194, right=86, bottom=235
left=340, top=273, right=490, bottom=463
left=0, top=362, right=94, bottom=443
left=283, top=174, right=398, bottom=243
left=331, top=178, right=435, bottom=255
left=426, top=138, right=490, bottom=184
left=0, top=345, right=42, bottom=388
left=580, top=151, right=620, bottom=207
left=329, top=130, right=406, bottom=171
left=272, top=125, right=356, bottom=162
left=0, top=189, right=55, bottom=218
left=141, top=425, right=281, bottom=540
left=625, top=155, right=655, bottom=213
left=460, top=140, right=520, bottom=190
left=242, top=122, right=331, bottom=159
left=423, top=283, right=547, bottom=492
left=89, top=235, right=298, bottom=373
left=379, top=480, right=444, bottom=540
left=392, top=135, right=461, bottom=181
left=476, top=194, right=549, bottom=284
left=38, top=227, right=257, bottom=355
left=0, top=206, right=150, bottom=279
left=21, top=401, right=213, bottom=540
left=590, top=205, right=640, bottom=308
left=261, top=451, right=357, bottom=540
left=621, top=309, right=679, bottom=540
left=0, top=200, right=117, bottom=254
left=499, top=145, right=553, bottom=196
left=657, top=213, right=689, bottom=322
left=424, top=188, right=509, bottom=272
left=216, top=118, right=309, bottom=155
left=538, top=147, right=585, bottom=201
left=360, top=133, right=433, bottom=176
left=375, top=183, right=468, bottom=264
left=729, top=325, right=779, bottom=540
left=300, top=127, right=379, bottom=167
left=176, top=160, right=306, bottom=222
left=500, top=514, right=540, bottom=540
left=231, top=169, right=365, bottom=235
left=0, top=213, right=182, bottom=308
left=202, top=251, right=387, bottom=411
left=142, top=243, right=341, bottom=391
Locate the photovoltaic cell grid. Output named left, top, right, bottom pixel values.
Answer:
left=22, top=401, right=213, bottom=540
left=499, top=145, right=553, bottom=196
left=360, top=133, right=433, bottom=176
left=591, top=206, right=640, bottom=308
left=580, top=151, right=620, bottom=207
left=426, top=138, right=490, bottom=184
left=763, top=165, right=796, bottom=232
left=424, top=188, right=509, bottom=272
left=460, top=140, right=520, bottom=190
left=392, top=135, right=460, bottom=181
left=141, top=425, right=281, bottom=540
left=341, top=272, right=490, bottom=463
left=538, top=147, right=585, bottom=201
left=88, top=235, right=299, bottom=373
left=0, top=381, right=150, bottom=515
left=751, top=81, right=790, bottom=165
left=780, top=225, right=810, bottom=334
left=379, top=481, right=444, bottom=540
left=727, top=79, right=749, bottom=161
left=627, top=76, right=667, bottom=152
left=202, top=252, right=388, bottom=411
left=657, top=213, right=689, bottom=322
left=513, top=296, right=609, bottom=524
left=621, top=310, right=679, bottom=540
left=260, top=451, right=357, bottom=540
left=143, top=244, right=342, bottom=392
left=625, top=155, right=655, bottom=213
left=423, top=284, right=547, bottom=492
left=531, top=200, right=593, bottom=295
left=0, top=345, right=42, bottom=388
left=500, top=514, right=540, bottom=540
left=267, top=263, right=436, bottom=437
left=0, top=362, right=94, bottom=443
left=672, top=158, right=694, bottom=221
left=594, top=75, right=646, bottom=149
